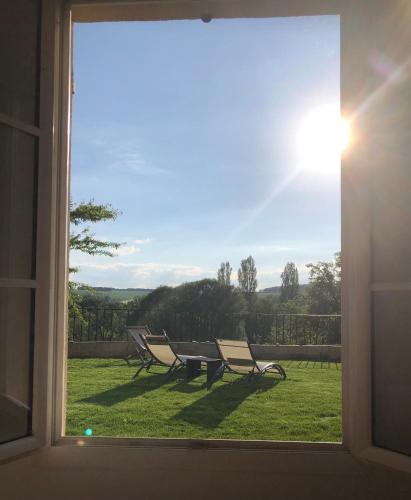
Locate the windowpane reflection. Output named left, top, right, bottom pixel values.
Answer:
left=0, top=124, right=37, bottom=280
left=0, top=288, right=34, bottom=444
left=0, top=0, right=40, bottom=125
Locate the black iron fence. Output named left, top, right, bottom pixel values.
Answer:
left=68, top=307, right=341, bottom=345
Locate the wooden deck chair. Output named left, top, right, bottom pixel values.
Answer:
left=124, top=325, right=152, bottom=367
left=210, top=339, right=286, bottom=388
left=132, top=332, right=186, bottom=380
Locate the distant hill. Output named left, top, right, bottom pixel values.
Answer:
left=78, top=284, right=309, bottom=302
left=82, top=286, right=153, bottom=293
left=78, top=287, right=153, bottom=302
left=258, top=286, right=281, bottom=295
left=259, top=284, right=309, bottom=295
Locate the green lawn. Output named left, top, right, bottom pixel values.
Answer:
left=66, top=359, right=342, bottom=442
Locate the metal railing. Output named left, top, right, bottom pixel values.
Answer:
left=68, top=307, right=341, bottom=345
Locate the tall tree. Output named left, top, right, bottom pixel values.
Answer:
left=238, top=256, right=258, bottom=342
left=306, top=252, right=341, bottom=314
left=238, top=256, right=258, bottom=296
left=280, top=262, right=299, bottom=302
left=217, top=261, right=232, bottom=286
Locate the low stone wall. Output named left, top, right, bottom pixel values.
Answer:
left=251, top=344, right=340, bottom=362
left=68, top=341, right=340, bottom=362
left=68, top=341, right=135, bottom=359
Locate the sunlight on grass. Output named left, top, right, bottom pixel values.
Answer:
left=66, top=359, right=341, bottom=442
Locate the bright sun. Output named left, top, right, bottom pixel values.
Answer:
left=297, top=105, right=351, bottom=174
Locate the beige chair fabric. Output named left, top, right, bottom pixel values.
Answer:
left=215, top=339, right=256, bottom=373
left=215, top=339, right=286, bottom=379
left=144, top=335, right=179, bottom=367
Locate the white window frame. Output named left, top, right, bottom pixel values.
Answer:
left=2, top=0, right=410, bottom=475
left=0, top=0, right=65, bottom=462
left=54, top=0, right=348, bottom=454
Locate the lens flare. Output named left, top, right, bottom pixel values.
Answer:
left=297, top=105, right=351, bottom=174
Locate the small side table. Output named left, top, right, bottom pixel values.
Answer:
left=182, top=356, right=225, bottom=388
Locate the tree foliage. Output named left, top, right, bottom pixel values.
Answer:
left=69, top=247, right=342, bottom=344
left=70, top=201, right=120, bottom=226
left=280, top=262, right=299, bottom=302
left=238, top=256, right=258, bottom=296
left=69, top=200, right=122, bottom=319
left=70, top=200, right=121, bottom=263
left=132, top=279, right=246, bottom=341
left=217, top=261, right=232, bottom=286
left=68, top=280, right=91, bottom=328
left=306, top=252, right=341, bottom=314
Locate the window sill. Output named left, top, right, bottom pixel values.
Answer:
left=0, top=436, right=43, bottom=464
left=56, top=436, right=345, bottom=453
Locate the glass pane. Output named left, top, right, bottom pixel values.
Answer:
left=0, top=0, right=40, bottom=125
left=0, top=124, right=37, bottom=279
left=0, top=288, right=34, bottom=444
left=371, top=81, right=411, bottom=284
left=372, top=291, right=411, bottom=456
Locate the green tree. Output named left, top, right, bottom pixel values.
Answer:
left=306, top=252, right=341, bottom=314
left=238, top=256, right=258, bottom=297
left=280, top=262, right=299, bottom=302
left=238, top=256, right=258, bottom=342
left=70, top=200, right=121, bottom=265
left=131, top=280, right=246, bottom=341
left=69, top=200, right=122, bottom=316
left=217, top=261, right=232, bottom=286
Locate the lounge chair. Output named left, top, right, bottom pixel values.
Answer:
left=209, top=339, right=286, bottom=388
left=124, top=325, right=153, bottom=367
left=132, top=331, right=186, bottom=380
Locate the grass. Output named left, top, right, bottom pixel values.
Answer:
left=66, top=359, right=342, bottom=442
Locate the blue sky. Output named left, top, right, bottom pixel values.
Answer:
left=70, top=16, right=341, bottom=290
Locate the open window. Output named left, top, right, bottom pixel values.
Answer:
left=65, top=13, right=343, bottom=444
left=0, top=0, right=410, bottom=475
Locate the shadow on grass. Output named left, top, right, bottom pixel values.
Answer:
left=171, top=376, right=282, bottom=429
left=78, top=371, right=176, bottom=407
left=168, top=374, right=219, bottom=394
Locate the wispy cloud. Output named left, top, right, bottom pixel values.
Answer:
left=112, top=239, right=151, bottom=257
left=71, top=261, right=213, bottom=288
left=257, top=267, right=287, bottom=277
left=75, top=123, right=170, bottom=176
left=251, top=244, right=296, bottom=254
left=113, top=245, right=141, bottom=256
left=110, top=150, right=168, bottom=176
left=256, top=264, right=310, bottom=288
left=70, top=259, right=311, bottom=290
left=132, top=238, right=152, bottom=245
